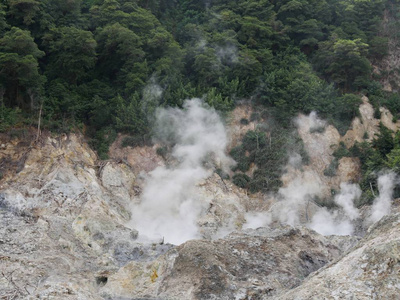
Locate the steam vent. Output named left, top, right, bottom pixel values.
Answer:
left=1, top=0, right=400, bottom=299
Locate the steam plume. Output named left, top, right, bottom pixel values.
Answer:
left=277, top=177, right=321, bottom=226
left=309, top=183, right=361, bottom=236
left=309, top=209, right=354, bottom=236
left=334, top=183, right=361, bottom=221
left=130, top=99, right=233, bottom=245
left=369, top=172, right=397, bottom=224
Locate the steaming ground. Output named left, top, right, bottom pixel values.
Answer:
left=244, top=112, right=398, bottom=236
left=244, top=167, right=397, bottom=236
left=130, top=107, right=398, bottom=245
left=129, top=99, right=233, bottom=244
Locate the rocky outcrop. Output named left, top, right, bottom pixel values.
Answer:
left=101, top=225, right=359, bottom=300
left=0, top=134, right=161, bottom=299
left=108, top=134, right=164, bottom=174
left=276, top=213, right=400, bottom=300
left=290, top=113, right=361, bottom=200
left=0, top=132, right=264, bottom=299
left=342, top=96, right=400, bottom=147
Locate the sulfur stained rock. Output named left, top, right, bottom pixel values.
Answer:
left=275, top=213, right=400, bottom=300
left=0, top=133, right=141, bottom=299
left=101, top=162, right=137, bottom=205
left=0, top=118, right=399, bottom=300
left=101, top=225, right=359, bottom=300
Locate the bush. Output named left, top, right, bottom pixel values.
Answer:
left=156, top=146, right=168, bottom=159
left=333, top=141, right=350, bottom=159
left=249, top=169, right=282, bottom=193
left=230, top=145, right=251, bottom=172
left=216, top=168, right=230, bottom=180
left=0, top=106, right=21, bottom=132
left=89, top=127, right=117, bottom=160
left=240, top=118, right=249, bottom=125
left=313, top=196, right=337, bottom=209
left=121, top=135, right=152, bottom=148
left=374, top=107, right=381, bottom=119
left=324, top=158, right=339, bottom=177
left=242, top=130, right=267, bottom=152
left=232, top=173, right=250, bottom=189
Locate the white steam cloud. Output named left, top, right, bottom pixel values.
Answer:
left=309, top=209, right=354, bottom=236
left=243, top=212, right=271, bottom=229
left=334, top=183, right=361, bottom=221
left=243, top=177, right=362, bottom=235
left=243, top=109, right=364, bottom=236
left=216, top=45, right=238, bottom=65
left=309, top=183, right=361, bottom=236
left=369, top=172, right=397, bottom=224
left=296, top=111, right=326, bottom=132
left=141, top=76, right=163, bottom=122
left=130, top=99, right=233, bottom=245
left=277, top=177, right=321, bottom=226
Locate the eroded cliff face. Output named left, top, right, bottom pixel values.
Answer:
left=101, top=226, right=359, bottom=300
left=276, top=213, right=400, bottom=300
left=0, top=131, right=264, bottom=299
left=283, top=95, right=400, bottom=204
left=0, top=97, right=399, bottom=299
left=0, top=134, right=141, bottom=299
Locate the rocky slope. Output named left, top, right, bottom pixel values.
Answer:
left=101, top=225, right=359, bottom=299
left=0, top=97, right=399, bottom=299
left=276, top=213, right=400, bottom=300
left=0, top=130, right=263, bottom=299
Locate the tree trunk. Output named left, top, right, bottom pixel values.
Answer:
left=28, top=88, right=35, bottom=111
left=36, top=100, right=43, bottom=142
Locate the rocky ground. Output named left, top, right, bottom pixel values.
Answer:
left=0, top=99, right=400, bottom=299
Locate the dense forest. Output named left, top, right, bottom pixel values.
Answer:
left=1, top=0, right=400, bottom=200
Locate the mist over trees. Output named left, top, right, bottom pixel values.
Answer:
left=0, top=0, right=398, bottom=163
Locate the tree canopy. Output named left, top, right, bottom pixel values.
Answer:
left=0, top=0, right=397, bottom=161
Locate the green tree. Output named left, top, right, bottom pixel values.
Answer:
left=373, top=123, right=395, bottom=157
left=315, top=37, right=371, bottom=91
left=0, top=27, right=44, bottom=109
left=0, top=3, right=9, bottom=33
left=6, top=0, right=40, bottom=26
left=44, top=27, right=97, bottom=84
left=114, top=94, right=147, bottom=134
left=95, top=22, right=144, bottom=86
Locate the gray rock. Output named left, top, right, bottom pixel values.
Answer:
left=275, top=213, right=400, bottom=300
left=101, top=225, right=359, bottom=299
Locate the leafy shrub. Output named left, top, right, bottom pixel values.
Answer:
left=313, top=196, right=337, bottom=209
left=230, top=145, right=251, bottom=172
left=333, top=141, right=350, bottom=159
left=240, top=118, right=249, bottom=125
left=156, top=146, right=168, bottom=159
left=324, top=158, right=339, bottom=177
left=374, top=107, right=381, bottom=119
left=309, top=126, right=325, bottom=134
left=232, top=173, right=250, bottom=189
left=89, top=127, right=117, bottom=160
left=250, top=112, right=261, bottom=122
left=216, top=168, right=230, bottom=180
left=230, top=126, right=307, bottom=193
left=205, top=88, right=234, bottom=112
left=0, top=106, right=20, bottom=132
left=242, top=130, right=267, bottom=152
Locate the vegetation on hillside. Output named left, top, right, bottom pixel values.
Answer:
left=0, top=0, right=400, bottom=195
